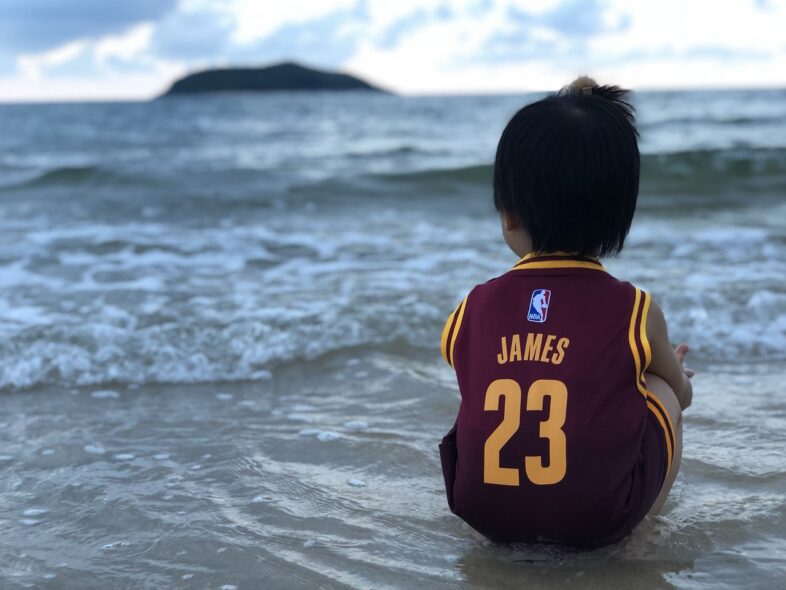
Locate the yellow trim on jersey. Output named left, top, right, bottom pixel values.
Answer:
left=639, top=290, right=652, bottom=372
left=440, top=295, right=468, bottom=367
left=440, top=305, right=459, bottom=365
left=630, top=288, right=674, bottom=473
left=647, top=389, right=677, bottom=473
left=627, top=287, right=646, bottom=398
left=646, top=398, right=674, bottom=472
left=448, top=296, right=468, bottom=367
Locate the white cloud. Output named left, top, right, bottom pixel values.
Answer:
left=94, top=23, right=155, bottom=65
left=1, top=0, right=785, bottom=101
left=344, top=0, right=786, bottom=93
left=593, top=0, right=785, bottom=56
left=3, top=20, right=182, bottom=100
left=17, top=40, right=88, bottom=80
left=226, top=0, right=358, bottom=44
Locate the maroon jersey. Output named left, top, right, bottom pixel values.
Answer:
left=438, top=252, right=675, bottom=547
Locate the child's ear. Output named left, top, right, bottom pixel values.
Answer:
left=501, top=210, right=519, bottom=232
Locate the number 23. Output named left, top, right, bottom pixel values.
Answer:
left=483, top=378, right=568, bottom=486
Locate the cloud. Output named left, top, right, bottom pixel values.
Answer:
left=226, top=0, right=360, bottom=45
left=0, top=0, right=178, bottom=53
left=153, top=2, right=368, bottom=67
left=232, top=6, right=367, bottom=67
left=151, top=7, right=236, bottom=61
left=475, top=0, right=630, bottom=64
left=0, top=0, right=785, bottom=100
left=17, top=40, right=89, bottom=79
left=15, top=23, right=163, bottom=80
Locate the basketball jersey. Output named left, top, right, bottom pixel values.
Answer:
left=438, top=252, right=675, bottom=545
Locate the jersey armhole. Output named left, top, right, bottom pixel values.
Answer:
left=632, top=289, right=675, bottom=472
left=440, top=294, right=469, bottom=368
left=627, top=287, right=652, bottom=397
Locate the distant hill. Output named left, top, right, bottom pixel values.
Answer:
left=160, top=62, right=386, bottom=96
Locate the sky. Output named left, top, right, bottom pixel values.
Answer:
left=0, top=0, right=784, bottom=102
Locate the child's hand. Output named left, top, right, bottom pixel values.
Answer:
left=674, top=343, right=694, bottom=409
left=675, top=343, right=695, bottom=378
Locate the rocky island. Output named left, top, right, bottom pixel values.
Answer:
left=160, top=61, right=385, bottom=96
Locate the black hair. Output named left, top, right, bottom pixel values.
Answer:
left=493, top=76, right=640, bottom=257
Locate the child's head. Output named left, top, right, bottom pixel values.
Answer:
left=493, top=76, right=639, bottom=258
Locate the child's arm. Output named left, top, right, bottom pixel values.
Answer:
left=645, top=299, right=694, bottom=410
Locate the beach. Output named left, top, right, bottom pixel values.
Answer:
left=1, top=90, right=785, bottom=588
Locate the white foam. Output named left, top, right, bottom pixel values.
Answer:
left=114, top=453, right=135, bottom=460
left=91, top=390, right=120, bottom=399
left=343, top=420, right=368, bottom=431
left=216, top=392, right=234, bottom=400
left=41, top=448, right=55, bottom=456
left=347, top=478, right=367, bottom=487
left=23, top=508, right=48, bottom=516
left=298, top=428, right=342, bottom=441
left=316, top=431, right=341, bottom=442
left=84, top=444, right=106, bottom=455
left=153, top=453, right=170, bottom=460
left=0, top=454, right=13, bottom=462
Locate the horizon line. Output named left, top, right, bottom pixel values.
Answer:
left=1, top=82, right=784, bottom=106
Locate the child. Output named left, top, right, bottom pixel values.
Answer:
left=438, top=77, right=694, bottom=548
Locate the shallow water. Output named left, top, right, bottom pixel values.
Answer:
left=1, top=354, right=784, bottom=589
left=0, top=91, right=785, bottom=587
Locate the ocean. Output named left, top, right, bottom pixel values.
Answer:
left=0, top=89, right=784, bottom=588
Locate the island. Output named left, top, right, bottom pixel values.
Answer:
left=160, top=61, right=386, bottom=96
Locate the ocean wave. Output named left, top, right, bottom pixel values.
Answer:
left=642, top=148, right=786, bottom=179
left=0, top=303, right=444, bottom=391
left=641, top=114, right=786, bottom=128
left=375, top=163, right=493, bottom=185
left=385, top=148, right=786, bottom=186
left=1, top=286, right=783, bottom=391
left=6, top=164, right=138, bottom=190
left=344, top=144, right=447, bottom=159
left=0, top=209, right=783, bottom=392
left=5, top=148, right=785, bottom=205
left=357, top=148, right=786, bottom=199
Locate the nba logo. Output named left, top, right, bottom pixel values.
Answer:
left=528, top=289, right=551, bottom=323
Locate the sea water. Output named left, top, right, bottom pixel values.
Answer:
left=0, top=90, right=784, bottom=588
